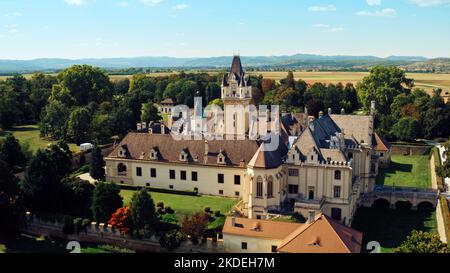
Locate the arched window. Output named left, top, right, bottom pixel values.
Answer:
left=334, top=170, right=342, bottom=180
left=117, top=163, right=127, bottom=176
left=256, top=176, right=263, bottom=198
left=267, top=176, right=274, bottom=198
left=348, top=152, right=353, bottom=160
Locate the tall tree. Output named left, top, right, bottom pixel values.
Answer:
left=57, top=65, right=113, bottom=106
left=140, top=102, right=162, bottom=124
left=129, top=190, right=157, bottom=232
left=0, top=160, right=24, bottom=238
left=394, top=230, right=448, bottom=253
left=40, top=100, right=70, bottom=139
left=90, top=143, right=105, bottom=181
left=0, top=134, right=26, bottom=170
left=67, top=107, right=92, bottom=144
left=91, top=182, right=123, bottom=223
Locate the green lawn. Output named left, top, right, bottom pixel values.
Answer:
left=0, top=125, right=79, bottom=153
left=120, top=190, right=237, bottom=228
left=352, top=206, right=437, bottom=253
left=376, top=155, right=431, bottom=188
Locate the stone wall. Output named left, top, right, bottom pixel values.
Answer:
left=390, top=144, right=432, bottom=156
left=22, top=214, right=225, bottom=253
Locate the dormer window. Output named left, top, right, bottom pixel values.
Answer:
left=149, top=148, right=158, bottom=160
left=118, top=146, right=128, bottom=158
left=179, top=150, right=189, bottom=162
left=217, top=151, right=226, bottom=164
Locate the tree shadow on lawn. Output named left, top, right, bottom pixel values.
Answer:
left=352, top=206, right=435, bottom=252
left=376, top=161, right=413, bottom=186
left=1, top=234, right=67, bottom=253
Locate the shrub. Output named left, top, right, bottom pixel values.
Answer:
left=162, top=213, right=178, bottom=224
left=157, top=207, right=165, bottom=215
left=165, top=206, right=175, bottom=214
left=181, top=212, right=208, bottom=244
left=108, top=207, right=132, bottom=235
left=73, top=218, right=83, bottom=234
left=214, top=210, right=221, bottom=217
left=204, top=207, right=212, bottom=214
left=159, top=230, right=184, bottom=251
left=157, top=202, right=164, bottom=209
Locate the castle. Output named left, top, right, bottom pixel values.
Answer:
left=105, top=55, right=391, bottom=227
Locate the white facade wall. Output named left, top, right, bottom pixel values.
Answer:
left=106, top=159, right=246, bottom=198
left=223, top=234, right=281, bottom=253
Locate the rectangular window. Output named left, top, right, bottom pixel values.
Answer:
left=194, top=187, right=198, bottom=192
left=192, top=172, right=198, bottom=182
left=169, top=170, right=176, bottom=180
left=180, top=171, right=187, bottom=181
left=136, top=167, right=142, bottom=177
left=150, top=168, right=157, bottom=178
left=334, top=186, right=341, bottom=198
left=235, top=191, right=240, bottom=197
left=288, top=169, right=299, bottom=177
left=234, top=175, right=241, bottom=185
left=271, top=245, right=277, bottom=253
left=218, top=174, right=224, bottom=184
left=169, top=185, right=174, bottom=189
left=241, top=242, right=247, bottom=250
left=146, top=183, right=150, bottom=187
left=288, top=184, right=299, bottom=194
left=219, top=190, right=224, bottom=195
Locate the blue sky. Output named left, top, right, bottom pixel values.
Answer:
left=1, top=0, right=450, bottom=59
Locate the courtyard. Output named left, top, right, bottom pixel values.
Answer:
left=376, top=154, right=431, bottom=188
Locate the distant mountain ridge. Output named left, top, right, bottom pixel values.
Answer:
left=0, top=53, right=442, bottom=74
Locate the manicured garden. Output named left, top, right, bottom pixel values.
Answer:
left=352, top=206, right=437, bottom=253
left=376, top=154, right=431, bottom=188
left=120, top=190, right=237, bottom=229
left=0, top=125, right=79, bottom=153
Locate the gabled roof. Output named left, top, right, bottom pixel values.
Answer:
left=223, top=214, right=363, bottom=253
left=160, top=98, right=175, bottom=105
left=277, top=214, right=362, bottom=253
left=222, top=217, right=303, bottom=240
left=330, top=114, right=372, bottom=145
left=310, top=115, right=341, bottom=148
left=248, top=134, right=288, bottom=169
left=373, top=133, right=391, bottom=152
left=107, top=133, right=260, bottom=168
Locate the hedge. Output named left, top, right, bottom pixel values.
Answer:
left=115, top=183, right=198, bottom=196
left=434, top=147, right=445, bottom=192
left=440, top=196, right=450, bottom=245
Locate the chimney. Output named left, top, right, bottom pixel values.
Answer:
left=204, top=140, right=209, bottom=156
left=328, top=108, right=332, bottom=115
left=308, top=211, right=315, bottom=224
left=341, top=108, right=345, bottom=115
left=370, top=100, right=376, bottom=116
left=231, top=216, right=236, bottom=227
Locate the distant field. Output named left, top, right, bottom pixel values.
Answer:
left=108, top=71, right=450, bottom=95
left=2, top=71, right=449, bottom=95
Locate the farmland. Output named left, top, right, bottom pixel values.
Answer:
left=2, top=71, right=449, bottom=97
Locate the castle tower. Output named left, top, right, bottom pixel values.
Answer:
left=221, top=55, right=252, bottom=137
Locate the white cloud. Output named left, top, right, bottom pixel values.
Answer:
left=313, top=24, right=344, bottom=33
left=140, top=0, right=164, bottom=6
left=409, top=0, right=450, bottom=6
left=12, top=12, right=23, bottom=17
left=367, top=0, right=381, bottom=6
left=173, top=4, right=188, bottom=10
left=64, top=0, right=95, bottom=6
left=308, top=5, right=336, bottom=12
left=118, top=1, right=129, bottom=7
left=356, top=8, right=397, bottom=17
